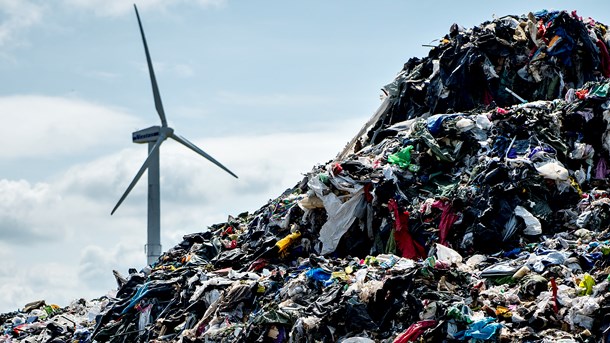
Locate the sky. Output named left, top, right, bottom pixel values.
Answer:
left=1, top=0, right=610, bottom=312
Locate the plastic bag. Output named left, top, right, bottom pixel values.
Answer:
left=138, top=304, right=152, bottom=332
left=308, top=176, right=366, bottom=254
left=535, top=161, right=569, bottom=181
left=578, top=273, right=595, bottom=296
left=454, top=317, right=502, bottom=340
left=388, top=145, right=414, bottom=168
left=514, top=206, right=542, bottom=235
left=305, top=268, right=332, bottom=282
left=435, top=243, right=463, bottom=265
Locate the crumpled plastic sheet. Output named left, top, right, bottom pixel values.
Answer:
left=514, top=206, right=543, bottom=235
left=308, top=176, right=365, bottom=255
left=454, top=317, right=503, bottom=340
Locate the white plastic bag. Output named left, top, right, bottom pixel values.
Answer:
left=138, top=304, right=152, bottom=332
left=309, top=176, right=366, bottom=254
left=435, top=243, right=463, bottom=265
left=535, top=161, right=569, bottom=181
left=515, top=206, right=542, bottom=235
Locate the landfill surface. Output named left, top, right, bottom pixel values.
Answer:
left=5, top=9, right=610, bottom=343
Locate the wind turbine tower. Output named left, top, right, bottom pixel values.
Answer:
left=111, top=5, right=238, bottom=266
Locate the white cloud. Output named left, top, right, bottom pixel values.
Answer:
left=0, top=0, right=43, bottom=47
left=57, top=151, right=143, bottom=202
left=0, top=255, right=125, bottom=312
left=0, top=180, right=60, bottom=244
left=0, top=179, right=52, bottom=208
left=62, top=0, right=227, bottom=17
left=0, top=95, right=142, bottom=159
left=78, top=244, right=143, bottom=289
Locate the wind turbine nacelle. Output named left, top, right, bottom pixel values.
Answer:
left=132, top=126, right=161, bottom=143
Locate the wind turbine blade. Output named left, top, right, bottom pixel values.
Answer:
left=170, top=133, right=238, bottom=178
left=111, top=134, right=166, bottom=215
left=134, top=4, right=168, bottom=127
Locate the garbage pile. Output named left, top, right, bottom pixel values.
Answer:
left=4, top=9, right=610, bottom=343
left=377, top=9, right=610, bottom=130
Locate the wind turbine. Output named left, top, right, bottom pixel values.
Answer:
left=111, top=4, right=238, bottom=266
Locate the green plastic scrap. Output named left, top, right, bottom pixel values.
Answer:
left=589, top=82, right=610, bottom=98
left=388, top=145, right=414, bottom=168
left=447, top=306, right=474, bottom=324
left=490, top=276, right=517, bottom=286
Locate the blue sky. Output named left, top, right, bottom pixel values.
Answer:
left=1, top=0, right=609, bottom=312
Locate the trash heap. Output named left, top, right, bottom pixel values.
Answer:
left=378, top=9, right=610, bottom=128
left=5, top=9, right=610, bottom=343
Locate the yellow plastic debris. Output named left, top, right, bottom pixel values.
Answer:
left=579, top=273, right=595, bottom=296
left=276, top=231, right=302, bottom=253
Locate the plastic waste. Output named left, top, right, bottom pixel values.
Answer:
left=514, top=206, right=542, bottom=235
left=305, top=268, right=332, bottom=282
left=535, top=161, right=569, bottom=181
left=454, top=317, right=503, bottom=340
left=578, top=273, right=595, bottom=296
left=434, top=243, right=463, bottom=265
left=393, top=320, right=437, bottom=343
left=138, top=304, right=152, bottom=332
left=388, top=145, right=414, bottom=168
